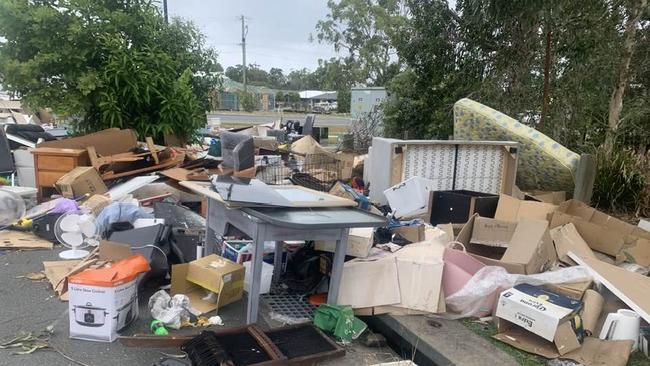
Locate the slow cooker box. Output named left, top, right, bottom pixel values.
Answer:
left=68, top=255, right=150, bottom=342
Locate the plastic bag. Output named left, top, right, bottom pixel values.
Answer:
left=148, top=290, right=191, bottom=330
left=0, top=190, right=25, bottom=226
left=445, top=265, right=591, bottom=318
left=95, top=202, right=153, bottom=237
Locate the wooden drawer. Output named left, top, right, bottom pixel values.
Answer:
left=36, top=155, right=79, bottom=171
left=38, top=171, right=66, bottom=187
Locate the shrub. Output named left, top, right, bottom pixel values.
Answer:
left=592, top=148, right=648, bottom=215
left=239, top=92, right=257, bottom=112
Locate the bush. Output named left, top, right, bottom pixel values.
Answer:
left=239, top=92, right=257, bottom=112
left=592, top=148, right=648, bottom=215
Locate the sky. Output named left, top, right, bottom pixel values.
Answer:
left=166, top=0, right=341, bottom=72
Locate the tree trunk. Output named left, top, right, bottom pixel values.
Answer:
left=539, top=29, right=552, bottom=131
left=606, top=0, right=648, bottom=150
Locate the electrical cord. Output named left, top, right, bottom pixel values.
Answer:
left=131, top=244, right=170, bottom=268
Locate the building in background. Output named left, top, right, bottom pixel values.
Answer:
left=351, top=86, right=386, bottom=119
left=216, top=78, right=277, bottom=112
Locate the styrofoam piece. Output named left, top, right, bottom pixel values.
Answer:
left=639, top=219, right=650, bottom=233
left=243, top=261, right=273, bottom=295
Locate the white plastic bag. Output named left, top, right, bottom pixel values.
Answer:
left=148, top=290, right=191, bottom=329
left=445, top=266, right=591, bottom=318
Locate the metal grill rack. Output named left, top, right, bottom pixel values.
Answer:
left=260, top=293, right=318, bottom=320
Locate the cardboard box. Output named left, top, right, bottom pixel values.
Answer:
left=82, top=194, right=112, bottom=216
left=220, top=240, right=280, bottom=265
left=68, top=255, right=150, bottom=342
left=456, top=215, right=557, bottom=274
left=551, top=200, right=650, bottom=266
left=56, top=167, right=108, bottom=198
left=392, top=225, right=425, bottom=243
left=526, top=190, right=566, bottom=205
left=549, top=223, right=596, bottom=265
left=470, top=217, right=517, bottom=247
left=494, top=194, right=558, bottom=221
left=495, top=284, right=584, bottom=355
left=429, top=190, right=499, bottom=225
left=315, top=227, right=374, bottom=258
left=38, top=128, right=138, bottom=156
left=221, top=240, right=254, bottom=264
left=171, top=255, right=244, bottom=314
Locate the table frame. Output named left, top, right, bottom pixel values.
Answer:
left=205, top=198, right=357, bottom=324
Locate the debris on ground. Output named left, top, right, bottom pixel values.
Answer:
left=0, top=100, right=648, bottom=366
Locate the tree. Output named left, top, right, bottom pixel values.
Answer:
left=225, top=65, right=244, bottom=83
left=312, top=58, right=356, bottom=112
left=383, top=0, right=469, bottom=139
left=275, top=91, right=286, bottom=104
left=225, top=64, right=269, bottom=86
left=268, top=68, right=286, bottom=89
left=316, top=0, right=406, bottom=86
left=0, top=0, right=220, bottom=141
left=606, top=0, right=649, bottom=150
left=285, top=68, right=319, bottom=90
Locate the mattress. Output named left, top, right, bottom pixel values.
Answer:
left=453, top=98, right=579, bottom=192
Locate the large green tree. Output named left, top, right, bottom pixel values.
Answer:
left=0, top=0, right=220, bottom=141
left=315, top=0, right=406, bottom=86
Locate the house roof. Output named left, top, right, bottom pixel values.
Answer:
left=299, top=90, right=337, bottom=100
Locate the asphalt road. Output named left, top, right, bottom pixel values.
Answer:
left=0, top=248, right=398, bottom=366
left=207, top=112, right=352, bottom=127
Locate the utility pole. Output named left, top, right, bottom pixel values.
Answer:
left=163, top=0, right=168, bottom=24
left=240, top=15, right=248, bottom=93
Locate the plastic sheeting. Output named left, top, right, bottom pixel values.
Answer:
left=445, top=266, right=592, bottom=318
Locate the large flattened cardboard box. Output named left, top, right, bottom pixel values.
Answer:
left=38, top=128, right=138, bottom=156
left=495, top=284, right=584, bottom=355
left=56, top=166, right=108, bottom=198
left=67, top=255, right=150, bottom=342
left=456, top=214, right=557, bottom=274
left=171, top=255, right=244, bottom=314
left=549, top=200, right=650, bottom=266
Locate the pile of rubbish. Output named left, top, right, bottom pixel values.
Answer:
left=0, top=110, right=648, bottom=366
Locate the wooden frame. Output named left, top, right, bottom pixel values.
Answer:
left=179, top=180, right=357, bottom=208
left=118, top=324, right=346, bottom=366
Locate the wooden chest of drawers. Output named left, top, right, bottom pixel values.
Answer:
left=31, top=147, right=90, bottom=201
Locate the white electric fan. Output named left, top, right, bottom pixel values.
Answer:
left=55, top=211, right=100, bottom=259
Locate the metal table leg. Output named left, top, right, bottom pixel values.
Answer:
left=204, top=199, right=218, bottom=255
left=272, top=241, right=283, bottom=282
left=327, top=228, right=349, bottom=304
left=246, top=224, right=266, bottom=324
